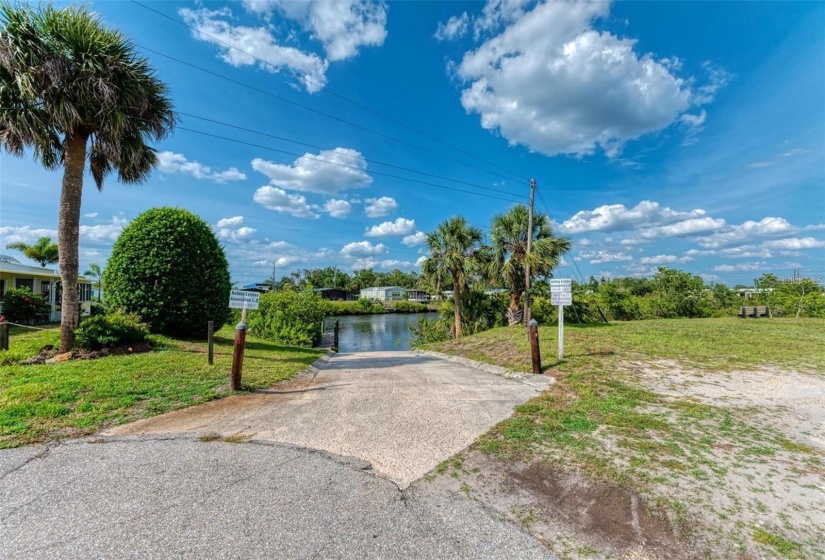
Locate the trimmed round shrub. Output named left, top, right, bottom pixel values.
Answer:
left=0, top=287, right=49, bottom=323
left=75, top=313, right=149, bottom=350
left=103, top=207, right=231, bottom=338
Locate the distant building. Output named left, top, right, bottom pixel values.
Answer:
left=315, top=288, right=358, bottom=301
left=0, top=259, right=93, bottom=321
left=406, top=289, right=430, bottom=303
left=360, top=286, right=407, bottom=302
left=241, top=283, right=272, bottom=293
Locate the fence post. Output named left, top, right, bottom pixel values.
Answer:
left=230, top=314, right=247, bottom=391
left=333, top=319, right=339, bottom=352
left=207, top=320, right=214, bottom=365
left=528, top=319, right=541, bottom=374
left=0, top=322, right=8, bottom=351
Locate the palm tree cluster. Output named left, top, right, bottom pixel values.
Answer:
left=0, top=3, right=175, bottom=351
left=422, top=205, right=572, bottom=338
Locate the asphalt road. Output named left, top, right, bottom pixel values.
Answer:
left=0, top=436, right=555, bottom=559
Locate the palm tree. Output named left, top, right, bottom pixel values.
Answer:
left=422, top=216, right=484, bottom=338
left=83, top=262, right=103, bottom=302
left=0, top=4, right=175, bottom=351
left=489, top=205, right=572, bottom=326
left=6, top=236, right=59, bottom=267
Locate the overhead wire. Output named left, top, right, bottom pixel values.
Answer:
left=177, top=126, right=526, bottom=204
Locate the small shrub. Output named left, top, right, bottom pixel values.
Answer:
left=0, top=287, right=49, bottom=323
left=89, top=302, right=106, bottom=316
left=393, top=300, right=428, bottom=313
left=247, top=287, right=326, bottom=347
left=75, top=313, right=149, bottom=350
left=410, top=317, right=452, bottom=347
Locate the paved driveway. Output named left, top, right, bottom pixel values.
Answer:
left=0, top=437, right=554, bottom=559
left=109, top=351, right=552, bottom=488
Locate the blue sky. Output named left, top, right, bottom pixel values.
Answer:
left=1, top=0, right=823, bottom=287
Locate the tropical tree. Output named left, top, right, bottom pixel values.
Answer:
left=5, top=236, right=58, bottom=267
left=422, top=216, right=485, bottom=338
left=83, top=262, right=103, bottom=302
left=489, top=205, right=572, bottom=326
left=0, top=4, right=175, bottom=351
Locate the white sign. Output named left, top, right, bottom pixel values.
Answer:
left=551, top=286, right=570, bottom=294
left=550, top=279, right=572, bottom=360
left=549, top=278, right=572, bottom=288
left=229, top=290, right=260, bottom=310
left=551, top=292, right=572, bottom=306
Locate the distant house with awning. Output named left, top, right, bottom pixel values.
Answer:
left=360, top=286, right=407, bottom=302
left=0, top=257, right=93, bottom=321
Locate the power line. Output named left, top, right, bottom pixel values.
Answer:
left=177, top=126, right=525, bottom=204
left=534, top=185, right=587, bottom=284
left=177, top=112, right=525, bottom=198
left=129, top=1, right=527, bottom=184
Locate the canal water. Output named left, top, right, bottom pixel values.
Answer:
left=324, top=312, right=434, bottom=352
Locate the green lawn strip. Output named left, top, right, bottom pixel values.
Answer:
left=0, top=325, right=323, bottom=448
left=426, top=318, right=825, bottom=556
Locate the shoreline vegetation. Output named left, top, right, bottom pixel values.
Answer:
left=323, top=299, right=435, bottom=316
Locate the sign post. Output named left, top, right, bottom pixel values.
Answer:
left=228, top=290, right=260, bottom=390
left=550, top=279, right=572, bottom=360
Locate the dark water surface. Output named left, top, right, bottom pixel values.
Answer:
left=324, top=312, right=434, bottom=352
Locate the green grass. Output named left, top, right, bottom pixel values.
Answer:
left=426, top=318, right=825, bottom=557
left=0, top=325, right=323, bottom=448
left=426, top=318, right=825, bottom=372
left=752, top=528, right=802, bottom=558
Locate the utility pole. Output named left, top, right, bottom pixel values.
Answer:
left=271, top=261, right=277, bottom=291
left=525, top=178, right=536, bottom=325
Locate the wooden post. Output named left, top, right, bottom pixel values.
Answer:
left=333, top=319, right=339, bottom=352
left=528, top=319, right=541, bottom=374
left=230, top=310, right=247, bottom=391
left=207, top=320, right=214, bottom=365
left=0, top=322, right=8, bottom=351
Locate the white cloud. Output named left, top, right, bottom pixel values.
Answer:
left=402, top=231, right=427, bottom=247
left=456, top=1, right=703, bottom=158
left=214, top=216, right=257, bottom=243
left=695, top=217, right=795, bottom=248
left=561, top=201, right=706, bottom=234
left=242, top=0, right=387, bottom=63
left=340, top=241, right=388, bottom=258
left=415, top=256, right=428, bottom=267
left=639, top=217, right=726, bottom=239
left=640, top=254, right=693, bottom=265
left=365, top=218, right=416, bottom=237
left=83, top=212, right=99, bottom=219
left=79, top=217, right=128, bottom=243
left=157, top=151, right=247, bottom=183
left=762, top=237, right=825, bottom=250
left=180, top=8, right=329, bottom=93
left=580, top=250, right=633, bottom=264
left=435, top=12, right=469, bottom=41
left=323, top=199, right=352, bottom=218
left=364, top=196, right=398, bottom=218
left=746, top=147, right=812, bottom=170
left=714, top=262, right=770, bottom=273
left=0, top=225, right=57, bottom=245
left=379, top=259, right=412, bottom=269
left=253, top=186, right=318, bottom=218
left=252, top=148, right=372, bottom=194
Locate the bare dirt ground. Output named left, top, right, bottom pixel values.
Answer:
left=425, top=360, right=825, bottom=560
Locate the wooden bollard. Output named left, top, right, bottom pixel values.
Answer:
left=207, top=320, right=214, bottom=365
left=230, top=319, right=247, bottom=391
left=528, top=319, right=541, bottom=374
left=0, top=322, right=8, bottom=351
left=333, top=319, right=339, bottom=352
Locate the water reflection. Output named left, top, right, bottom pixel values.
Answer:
left=325, top=312, right=433, bottom=352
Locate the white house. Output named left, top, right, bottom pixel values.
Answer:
left=360, top=286, right=407, bottom=302
left=0, top=257, right=93, bottom=321
left=406, top=289, right=430, bottom=303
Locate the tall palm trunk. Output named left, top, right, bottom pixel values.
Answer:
left=58, top=132, right=87, bottom=352
left=452, top=273, right=462, bottom=338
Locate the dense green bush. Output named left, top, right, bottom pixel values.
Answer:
left=323, top=299, right=384, bottom=315
left=247, top=287, right=326, bottom=346
left=75, top=313, right=149, bottom=350
left=0, top=287, right=49, bottom=323
left=392, top=300, right=429, bottom=313
left=103, top=207, right=231, bottom=338
left=409, top=317, right=452, bottom=347
left=89, top=302, right=106, bottom=316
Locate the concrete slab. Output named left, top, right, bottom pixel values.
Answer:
left=108, top=351, right=553, bottom=488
